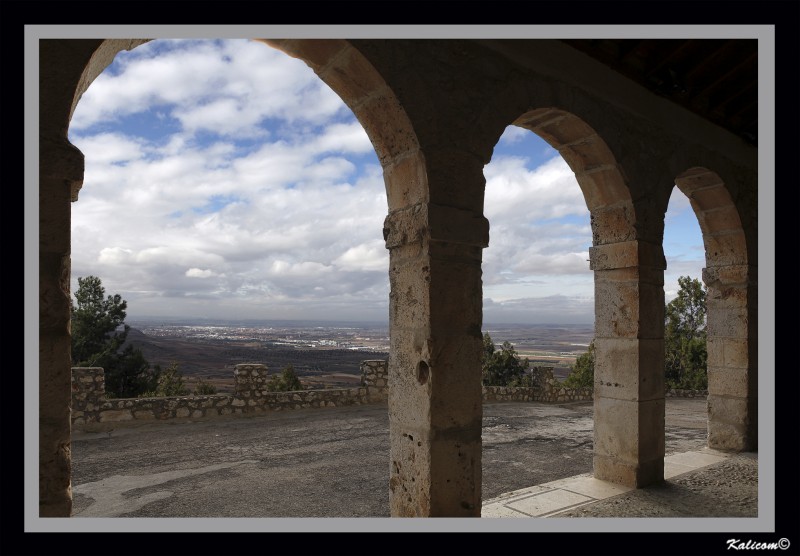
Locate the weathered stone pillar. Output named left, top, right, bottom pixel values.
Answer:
left=40, top=135, right=84, bottom=516
left=704, top=264, right=757, bottom=451
left=384, top=202, right=488, bottom=516
left=590, top=239, right=666, bottom=487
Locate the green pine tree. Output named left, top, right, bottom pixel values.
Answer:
left=266, top=364, right=305, bottom=392
left=664, top=276, right=708, bottom=389
left=71, top=276, right=157, bottom=398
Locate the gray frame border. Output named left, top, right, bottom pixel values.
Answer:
left=25, top=24, right=775, bottom=535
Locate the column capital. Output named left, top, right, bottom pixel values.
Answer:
left=40, top=134, right=85, bottom=201
left=383, top=203, right=489, bottom=250
left=589, top=240, right=666, bottom=271
left=703, top=264, right=756, bottom=288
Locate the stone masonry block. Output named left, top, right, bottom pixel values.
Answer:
left=559, top=135, right=618, bottom=173
left=514, top=108, right=563, bottom=130
left=535, top=114, right=595, bottom=148
left=576, top=166, right=628, bottom=211
left=688, top=183, right=734, bottom=213
left=590, top=240, right=666, bottom=271
left=429, top=436, right=482, bottom=516
left=704, top=231, right=747, bottom=266
left=708, top=394, right=753, bottom=425
left=593, top=279, right=641, bottom=338
left=427, top=204, right=489, bottom=247
left=590, top=206, right=636, bottom=245
left=594, top=338, right=664, bottom=401
left=593, top=397, right=664, bottom=467
left=354, top=93, right=418, bottom=165
left=707, top=366, right=752, bottom=398
left=425, top=150, right=488, bottom=214
left=388, top=348, right=433, bottom=432
left=429, top=270, right=483, bottom=332
left=428, top=345, right=483, bottom=428
left=708, top=398, right=757, bottom=452
left=593, top=453, right=664, bottom=488
left=706, top=337, right=750, bottom=369
left=389, top=429, right=432, bottom=517
left=703, top=264, right=754, bottom=287
left=706, top=286, right=749, bottom=309
left=590, top=241, right=638, bottom=271
left=385, top=203, right=489, bottom=250
left=708, top=421, right=751, bottom=452
left=695, top=204, right=742, bottom=236
left=675, top=169, right=724, bottom=194
left=706, top=307, right=749, bottom=338
left=384, top=151, right=429, bottom=211
left=384, top=204, right=427, bottom=249
left=637, top=282, right=665, bottom=339
left=320, top=47, right=390, bottom=106
left=389, top=283, right=430, bottom=329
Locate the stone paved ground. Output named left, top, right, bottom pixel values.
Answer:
left=556, top=452, right=758, bottom=518
left=70, top=397, right=750, bottom=518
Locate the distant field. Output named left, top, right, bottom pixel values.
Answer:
left=125, top=328, right=386, bottom=393
left=124, top=322, right=594, bottom=392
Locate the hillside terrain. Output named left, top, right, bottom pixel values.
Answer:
left=124, top=327, right=387, bottom=392
left=122, top=322, right=594, bottom=393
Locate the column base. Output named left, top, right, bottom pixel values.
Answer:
left=594, top=454, right=664, bottom=488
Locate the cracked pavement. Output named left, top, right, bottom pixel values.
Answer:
left=70, top=398, right=713, bottom=518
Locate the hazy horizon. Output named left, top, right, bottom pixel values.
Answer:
left=126, top=315, right=595, bottom=328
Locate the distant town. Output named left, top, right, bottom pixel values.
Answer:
left=134, top=321, right=391, bottom=352
left=124, top=319, right=594, bottom=393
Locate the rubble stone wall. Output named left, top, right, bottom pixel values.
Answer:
left=73, top=361, right=706, bottom=430
left=72, top=360, right=389, bottom=430
left=483, top=367, right=593, bottom=403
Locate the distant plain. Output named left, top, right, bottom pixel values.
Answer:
left=125, top=320, right=595, bottom=392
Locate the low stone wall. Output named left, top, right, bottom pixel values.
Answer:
left=72, top=360, right=389, bottom=430
left=481, top=368, right=709, bottom=403
left=665, top=389, right=709, bottom=398
left=72, top=360, right=708, bottom=430
left=483, top=367, right=594, bottom=403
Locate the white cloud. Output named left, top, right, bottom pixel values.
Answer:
left=484, top=155, right=588, bottom=222
left=309, top=122, right=374, bottom=154
left=269, top=260, right=332, bottom=277
left=72, top=133, right=145, bottom=165
left=68, top=39, right=703, bottom=324
left=70, top=39, right=347, bottom=136
left=483, top=295, right=594, bottom=324
left=333, top=241, right=389, bottom=272
left=97, top=247, right=134, bottom=266
left=186, top=268, right=217, bottom=278
left=497, top=125, right=527, bottom=145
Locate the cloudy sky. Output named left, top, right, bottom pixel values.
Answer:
left=68, top=39, right=704, bottom=325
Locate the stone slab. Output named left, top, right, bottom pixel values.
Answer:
left=507, top=489, right=594, bottom=517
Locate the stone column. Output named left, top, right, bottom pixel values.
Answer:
left=40, top=136, right=84, bottom=517
left=590, top=240, right=666, bottom=488
left=71, top=367, right=106, bottom=427
left=384, top=202, right=489, bottom=517
left=704, top=264, right=757, bottom=451
left=360, top=360, right=388, bottom=402
left=233, top=363, right=269, bottom=408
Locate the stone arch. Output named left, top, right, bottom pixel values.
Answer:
left=40, top=37, right=426, bottom=517
left=259, top=39, right=425, bottom=213
left=479, top=91, right=667, bottom=488
left=674, top=167, right=757, bottom=451
left=510, top=108, right=636, bottom=246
